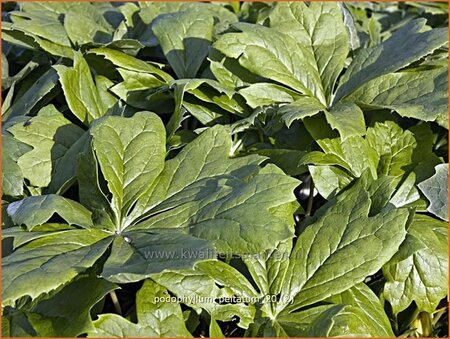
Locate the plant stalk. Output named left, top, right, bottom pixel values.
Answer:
left=110, top=291, right=122, bottom=316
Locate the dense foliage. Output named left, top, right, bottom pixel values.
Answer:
left=1, top=2, right=449, bottom=337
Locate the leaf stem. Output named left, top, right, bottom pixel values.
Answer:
left=109, top=291, right=122, bottom=316
left=419, top=311, right=432, bottom=337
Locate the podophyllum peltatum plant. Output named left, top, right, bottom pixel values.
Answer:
left=1, top=1, right=448, bottom=338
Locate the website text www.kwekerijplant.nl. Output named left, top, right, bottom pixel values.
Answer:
left=143, top=248, right=295, bottom=261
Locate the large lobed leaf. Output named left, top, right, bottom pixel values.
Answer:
left=3, top=112, right=300, bottom=303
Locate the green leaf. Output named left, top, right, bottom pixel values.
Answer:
left=11, top=5, right=70, bottom=47
left=76, top=141, right=116, bottom=231
left=127, top=124, right=299, bottom=254
left=100, top=230, right=216, bottom=283
left=47, top=131, right=90, bottom=194
left=54, top=52, right=116, bottom=125
left=366, top=121, right=417, bottom=177
left=2, top=229, right=112, bottom=306
left=269, top=305, right=333, bottom=337
left=6, top=195, right=93, bottom=230
left=178, top=78, right=247, bottom=115
left=195, top=260, right=259, bottom=300
left=152, top=10, right=214, bottom=79
left=90, top=112, right=166, bottom=231
left=89, top=280, right=192, bottom=337
left=178, top=2, right=238, bottom=28
left=408, top=123, right=442, bottom=183
left=278, top=179, right=409, bottom=313
left=276, top=282, right=393, bottom=338
left=53, top=113, right=300, bottom=283
left=390, top=172, right=420, bottom=208
left=88, top=47, right=173, bottom=82
left=309, top=165, right=353, bottom=199
left=4, top=6, right=73, bottom=57
left=255, top=149, right=307, bottom=176
left=335, top=19, right=447, bottom=101
left=346, top=68, right=448, bottom=128
left=326, top=283, right=394, bottom=337
left=209, top=317, right=224, bottom=338
left=324, top=102, right=366, bottom=139
left=242, top=239, right=292, bottom=318
left=3, top=309, right=37, bottom=337
left=131, top=165, right=298, bottom=255
left=303, top=135, right=379, bottom=178
left=383, top=214, right=448, bottom=313
left=239, top=83, right=300, bottom=108
left=109, top=69, right=169, bottom=111
left=7, top=105, right=85, bottom=188
left=2, top=68, right=59, bottom=122
left=26, top=275, right=117, bottom=337
left=305, top=304, right=388, bottom=337
left=269, top=2, right=349, bottom=103
left=2, top=224, right=74, bottom=249
left=152, top=268, right=256, bottom=329
left=165, top=81, right=188, bottom=138
left=278, top=96, right=325, bottom=128
left=63, top=3, right=114, bottom=45
left=418, top=163, right=449, bottom=221
left=168, top=78, right=246, bottom=126
left=2, top=135, right=31, bottom=197
left=213, top=23, right=326, bottom=105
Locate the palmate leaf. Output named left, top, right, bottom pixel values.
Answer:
left=213, top=9, right=448, bottom=137
left=277, top=179, right=409, bottom=313
left=4, top=112, right=299, bottom=304
left=152, top=180, right=407, bottom=335
left=100, top=120, right=299, bottom=282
